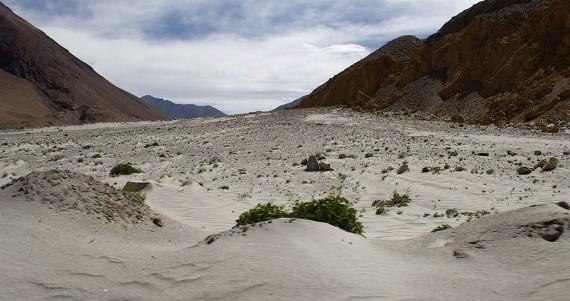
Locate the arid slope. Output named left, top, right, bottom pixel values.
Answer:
left=0, top=3, right=168, bottom=129
left=299, top=0, right=570, bottom=124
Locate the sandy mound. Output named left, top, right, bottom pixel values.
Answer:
left=1, top=169, right=161, bottom=226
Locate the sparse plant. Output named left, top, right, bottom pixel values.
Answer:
left=110, top=163, right=142, bottom=176
left=123, top=185, right=146, bottom=203
left=372, top=192, right=411, bottom=213
left=445, top=208, right=459, bottom=218
left=431, top=224, right=452, bottom=233
left=209, top=156, right=222, bottom=165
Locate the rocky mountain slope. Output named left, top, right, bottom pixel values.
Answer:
left=271, top=97, right=304, bottom=112
left=0, top=3, right=168, bottom=129
left=298, top=0, right=570, bottom=125
left=141, top=95, right=226, bottom=119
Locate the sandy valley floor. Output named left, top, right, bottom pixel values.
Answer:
left=1, top=108, right=569, bottom=300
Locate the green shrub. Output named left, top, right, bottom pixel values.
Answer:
left=235, top=196, right=363, bottom=234
left=125, top=191, right=146, bottom=203
left=123, top=184, right=147, bottom=203
left=236, top=203, right=290, bottom=226
left=291, top=196, right=363, bottom=234
left=110, top=163, right=142, bottom=176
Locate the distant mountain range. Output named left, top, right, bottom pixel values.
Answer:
left=141, top=95, right=226, bottom=119
left=271, top=98, right=304, bottom=112
left=0, top=3, right=167, bottom=129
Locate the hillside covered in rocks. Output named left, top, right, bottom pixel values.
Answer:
left=298, top=0, right=570, bottom=126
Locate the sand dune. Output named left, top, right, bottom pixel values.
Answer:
left=1, top=108, right=569, bottom=300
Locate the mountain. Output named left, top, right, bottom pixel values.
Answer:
left=141, top=95, right=226, bottom=119
left=271, top=97, right=304, bottom=112
left=298, top=0, right=570, bottom=125
left=0, top=3, right=168, bottom=129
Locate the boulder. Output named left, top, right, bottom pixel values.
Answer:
left=305, top=155, right=320, bottom=172
left=318, top=162, right=333, bottom=172
left=542, top=158, right=559, bottom=172
left=516, top=166, right=532, bottom=175
left=397, top=163, right=409, bottom=175
left=123, top=182, right=151, bottom=192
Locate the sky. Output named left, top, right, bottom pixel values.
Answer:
left=5, top=0, right=480, bottom=114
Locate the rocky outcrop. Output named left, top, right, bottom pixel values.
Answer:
left=298, top=0, right=570, bottom=125
left=298, top=36, right=423, bottom=109
left=0, top=3, right=168, bottom=129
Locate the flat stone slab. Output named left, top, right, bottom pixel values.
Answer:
left=123, top=182, right=151, bottom=192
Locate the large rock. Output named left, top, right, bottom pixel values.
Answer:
left=517, top=166, right=533, bottom=175
left=305, top=155, right=320, bottom=172
left=123, top=182, right=151, bottom=192
left=542, top=158, right=559, bottom=172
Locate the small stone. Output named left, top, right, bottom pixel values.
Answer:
left=397, top=163, right=409, bottom=175
left=534, top=150, right=542, bottom=156
left=541, top=124, right=560, bottom=133
left=542, top=158, right=559, bottom=172
left=541, top=226, right=563, bottom=242
left=486, top=169, right=494, bottom=175
left=536, top=160, right=548, bottom=168
left=422, top=167, right=431, bottom=173
left=450, top=115, right=465, bottom=123
left=318, top=162, right=332, bottom=172
left=556, top=201, right=570, bottom=210
left=152, top=217, right=164, bottom=227
left=453, top=249, right=469, bottom=259
left=477, top=152, right=490, bottom=157
left=517, top=166, right=533, bottom=175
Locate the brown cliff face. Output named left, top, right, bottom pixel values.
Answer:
left=0, top=3, right=168, bottom=129
left=298, top=36, right=423, bottom=108
left=299, top=0, right=570, bottom=124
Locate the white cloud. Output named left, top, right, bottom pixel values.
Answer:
left=5, top=0, right=480, bottom=113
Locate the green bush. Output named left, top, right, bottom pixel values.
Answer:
left=110, top=163, right=142, bottom=176
left=235, top=196, right=363, bottom=235
left=125, top=191, right=146, bottom=203
left=292, top=196, right=363, bottom=234
left=236, top=203, right=290, bottom=226
left=123, top=183, right=147, bottom=203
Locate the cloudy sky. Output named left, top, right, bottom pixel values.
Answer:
left=5, top=0, right=480, bottom=114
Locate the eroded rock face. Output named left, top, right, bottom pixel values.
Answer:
left=298, top=36, right=423, bottom=108
left=299, top=0, right=570, bottom=124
